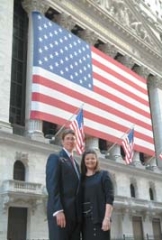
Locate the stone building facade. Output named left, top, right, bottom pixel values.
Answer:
left=0, top=0, right=162, bottom=239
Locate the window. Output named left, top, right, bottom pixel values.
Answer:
left=10, top=0, right=28, bottom=126
left=130, top=184, right=136, bottom=198
left=13, top=160, right=25, bottom=181
left=149, top=188, right=154, bottom=201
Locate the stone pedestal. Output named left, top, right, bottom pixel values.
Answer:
left=108, top=145, right=124, bottom=163
left=133, top=151, right=145, bottom=169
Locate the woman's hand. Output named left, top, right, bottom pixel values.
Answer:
left=101, top=217, right=111, bottom=231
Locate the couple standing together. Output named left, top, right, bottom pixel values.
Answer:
left=46, top=128, right=114, bottom=240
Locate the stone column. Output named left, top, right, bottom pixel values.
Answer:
left=54, top=12, right=76, bottom=31
left=115, top=55, right=135, bottom=69
left=98, top=43, right=118, bottom=58
left=85, top=136, right=99, bottom=153
left=108, top=144, right=124, bottom=163
left=78, top=29, right=99, bottom=46
left=22, top=0, right=49, bottom=141
left=132, top=65, right=150, bottom=79
left=76, top=29, right=99, bottom=152
left=133, top=151, right=145, bottom=169
left=0, top=0, right=14, bottom=133
left=148, top=76, right=162, bottom=168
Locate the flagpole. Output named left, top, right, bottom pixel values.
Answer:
left=107, top=124, right=135, bottom=153
left=53, top=103, right=84, bottom=139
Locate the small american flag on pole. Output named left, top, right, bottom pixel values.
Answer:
left=69, top=108, right=84, bottom=155
left=122, top=128, right=134, bottom=164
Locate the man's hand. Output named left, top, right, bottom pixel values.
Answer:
left=55, top=212, right=66, bottom=228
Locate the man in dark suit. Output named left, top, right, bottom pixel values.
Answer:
left=46, top=128, right=82, bottom=240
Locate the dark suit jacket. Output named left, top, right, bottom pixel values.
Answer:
left=46, top=149, right=82, bottom=222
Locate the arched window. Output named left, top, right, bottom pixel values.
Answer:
left=13, top=160, right=25, bottom=181
left=149, top=188, right=154, bottom=201
left=130, top=184, right=136, bottom=198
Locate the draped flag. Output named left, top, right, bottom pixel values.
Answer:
left=122, top=129, right=134, bottom=164
left=69, top=108, right=84, bottom=155
left=31, top=12, right=155, bottom=156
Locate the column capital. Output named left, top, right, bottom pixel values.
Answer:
left=148, top=75, right=162, bottom=90
left=54, top=13, right=76, bottom=31
left=78, top=29, right=98, bottom=46
left=22, top=0, right=49, bottom=15
left=133, top=65, right=150, bottom=79
left=116, top=55, right=135, bottom=69
left=98, top=43, right=118, bottom=58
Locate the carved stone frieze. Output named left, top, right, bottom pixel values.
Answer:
left=92, top=0, right=158, bottom=50
left=22, top=0, right=49, bottom=14
left=54, top=13, right=76, bottom=31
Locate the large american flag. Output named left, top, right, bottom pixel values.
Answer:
left=31, top=12, right=155, bottom=156
left=122, top=128, right=134, bottom=164
left=69, top=108, right=84, bottom=155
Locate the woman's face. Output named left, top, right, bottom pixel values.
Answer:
left=84, top=153, right=97, bottom=171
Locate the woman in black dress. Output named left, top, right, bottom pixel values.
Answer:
left=81, top=149, right=114, bottom=240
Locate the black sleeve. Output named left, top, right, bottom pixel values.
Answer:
left=46, top=153, right=63, bottom=213
left=101, top=170, right=114, bottom=205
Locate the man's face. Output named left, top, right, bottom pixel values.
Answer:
left=62, top=133, right=76, bottom=152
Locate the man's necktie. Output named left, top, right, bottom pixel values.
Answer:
left=70, top=155, right=80, bottom=179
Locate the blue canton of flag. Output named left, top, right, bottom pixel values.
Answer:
left=122, top=128, right=134, bottom=165
left=33, top=12, right=93, bottom=90
left=69, top=108, right=84, bottom=155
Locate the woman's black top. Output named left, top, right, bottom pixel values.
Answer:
left=82, top=170, right=114, bottom=224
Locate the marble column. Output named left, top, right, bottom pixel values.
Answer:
left=98, top=43, right=118, bottom=58
left=22, top=0, right=49, bottom=141
left=78, top=29, right=99, bottom=46
left=115, top=55, right=135, bottom=69
left=133, top=151, right=145, bottom=169
left=132, top=65, right=150, bottom=79
left=0, top=0, right=14, bottom=133
left=76, top=29, right=99, bottom=152
left=148, top=76, right=162, bottom=168
left=108, top=144, right=124, bottom=163
left=85, top=136, right=100, bottom=153
left=54, top=12, right=76, bottom=31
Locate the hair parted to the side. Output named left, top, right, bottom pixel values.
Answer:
left=81, top=148, right=100, bottom=175
left=61, top=128, right=76, bottom=140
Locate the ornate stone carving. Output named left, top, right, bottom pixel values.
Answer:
left=54, top=13, right=76, bottom=31
left=92, top=0, right=154, bottom=47
left=98, top=43, right=118, bottom=58
left=78, top=29, right=99, bottom=46
left=22, top=0, right=49, bottom=14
